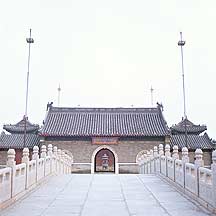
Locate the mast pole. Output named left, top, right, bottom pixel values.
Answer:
left=150, top=86, right=154, bottom=107
left=178, top=32, right=188, bottom=147
left=57, top=84, right=61, bottom=107
left=24, top=29, right=34, bottom=147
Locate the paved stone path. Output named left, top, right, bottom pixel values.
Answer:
left=1, top=174, right=214, bottom=216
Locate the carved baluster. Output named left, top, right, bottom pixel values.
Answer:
left=150, top=149, right=154, bottom=159
left=41, top=145, right=47, bottom=158
left=159, top=144, right=164, bottom=156
left=165, top=144, right=171, bottom=157
left=32, top=146, right=39, bottom=160
left=22, top=148, right=30, bottom=164
left=57, top=149, right=62, bottom=159
left=48, top=144, right=53, bottom=157
left=149, top=149, right=154, bottom=173
left=53, top=146, right=58, bottom=157
left=153, top=146, right=158, bottom=157
left=211, top=150, right=216, bottom=208
left=172, top=145, right=179, bottom=159
left=7, top=149, right=16, bottom=167
left=182, top=147, right=189, bottom=163
left=194, top=148, right=204, bottom=167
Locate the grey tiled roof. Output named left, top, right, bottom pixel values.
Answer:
left=170, top=133, right=214, bottom=150
left=171, top=118, right=207, bottom=135
left=3, top=117, right=39, bottom=134
left=40, top=106, right=170, bottom=137
left=0, top=132, right=40, bottom=149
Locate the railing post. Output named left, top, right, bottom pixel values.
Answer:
left=67, top=154, right=72, bottom=174
left=57, top=149, right=62, bottom=174
left=32, top=146, right=39, bottom=182
left=41, top=145, right=47, bottom=177
left=48, top=144, right=53, bottom=157
left=7, top=149, right=16, bottom=199
left=48, top=144, right=53, bottom=173
left=153, top=146, right=159, bottom=173
left=159, top=144, right=164, bottom=156
left=182, top=147, right=189, bottom=163
left=32, top=146, right=39, bottom=160
left=141, top=156, right=144, bottom=174
left=172, top=145, right=179, bottom=182
left=211, top=150, right=216, bottom=208
left=61, top=151, right=66, bottom=174
left=172, top=145, right=179, bottom=159
left=182, top=147, right=189, bottom=188
left=53, top=146, right=58, bottom=157
left=7, top=149, right=16, bottom=167
left=159, top=144, right=164, bottom=173
left=22, top=148, right=29, bottom=189
left=41, top=145, right=47, bottom=159
left=165, top=144, right=171, bottom=177
left=194, top=148, right=204, bottom=196
left=143, top=153, right=147, bottom=174
left=139, top=155, right=144, bottom=174
left=53, top=146, right=58, bottom=173
left=165, top=144, right=171, bottom=157
left=147, top=151, right=150, bottom=173
left=150, top=149, right=154, bottom=173
left=22, top=148, right=29, bottom=164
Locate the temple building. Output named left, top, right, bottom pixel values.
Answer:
left=0, top=117, right=40, bottom=164
left=40, top=104, right=170, bottom=173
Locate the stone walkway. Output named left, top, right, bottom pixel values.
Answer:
left=1, top=174, right=214, bottom=216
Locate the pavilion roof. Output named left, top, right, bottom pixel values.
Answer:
left=170, top=133, right=214, bottom=150
left=3, top=117, right=39, bottom=134
left=170, top=118, right=207, bottom=135
left=0, top=132, right=40, bottom=149
left=40, top=106, right=170, bottom=137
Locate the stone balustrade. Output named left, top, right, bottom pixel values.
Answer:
left=0, top=145, right=72, bottom=209
left=139, top=144, right=216, bottom=213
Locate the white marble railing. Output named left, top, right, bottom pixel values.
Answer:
left=175, top=159, right=184, bottom=187
left=139, top=144, right=216, bottom=212
left=0, top=144, right=72, bottom=209
left=0, top=167, right=12, bottom=203
left=199, top=167, right=213, bottom=206
left=184, top=163, right=198, bottom=195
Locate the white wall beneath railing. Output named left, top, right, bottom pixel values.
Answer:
left=0, top=145, right=72, bottom=209
left=139, top=144, right=216, bottom=213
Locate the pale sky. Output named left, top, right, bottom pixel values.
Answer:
left=0, top=0, right=216, bottom=138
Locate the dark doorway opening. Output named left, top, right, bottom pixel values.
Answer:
left=95, top=148, right=115, bottom=173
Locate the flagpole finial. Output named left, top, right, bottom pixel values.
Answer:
left=57, top=84, right=61, bottom=107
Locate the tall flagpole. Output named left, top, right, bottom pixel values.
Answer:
left=150, top=86, right=154, bottom=107
left=24, top=29, right=34, bottom=147
left=178, top=32, right=188, bottom=147
left=57, top=84, right=61, bottom=107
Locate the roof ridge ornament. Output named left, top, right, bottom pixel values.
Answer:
left=156, top=102, right=164, bottom=112
left=46, top=102, right=53, bottom=111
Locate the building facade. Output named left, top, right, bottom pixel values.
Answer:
left=40, top=105, right=170, bottom=173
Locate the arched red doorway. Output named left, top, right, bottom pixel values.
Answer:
left=95, top=148, right=115, bottom=172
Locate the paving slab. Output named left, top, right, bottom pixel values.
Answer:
left=0, top=174, right=214, bottom=216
